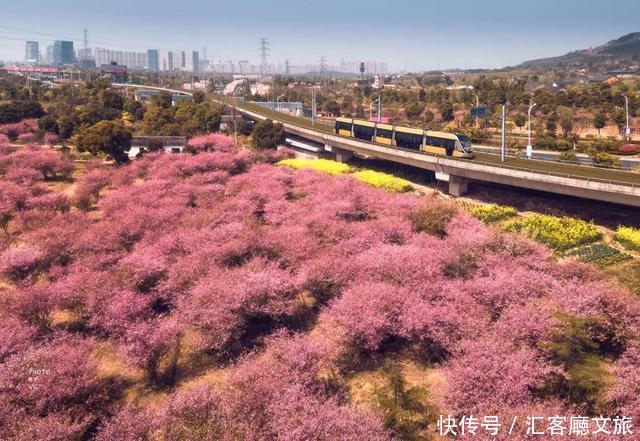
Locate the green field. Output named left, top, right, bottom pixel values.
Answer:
left=228, top=98, right=640, bottom=187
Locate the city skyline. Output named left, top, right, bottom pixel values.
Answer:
left=1, top=0, right=640, bottom=71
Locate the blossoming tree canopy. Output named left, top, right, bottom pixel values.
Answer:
left=0, top=133, right=639, bottom=440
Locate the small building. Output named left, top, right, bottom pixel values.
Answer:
left=128, top=136, right=187, bottom=159
left=588, top=74, right=620, bottom=84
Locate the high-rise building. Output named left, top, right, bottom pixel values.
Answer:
left=147, top=49, right=159, bottom=71
left=25, top=41, right=39, bottom=64
left=94, top=48, right=147, bottom=69
left=160, top=50, right=174, bottom=71
left=184, top=50, right=199, bottom=72
left=44, top=45, right=53, bottom=64
left=52, top=41, right=75, bottom=65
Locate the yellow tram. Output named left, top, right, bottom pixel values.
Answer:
left=334, top=118, right=474, bottom=158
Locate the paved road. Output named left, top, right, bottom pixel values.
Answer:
left=474, top=145, right=640, bottom=169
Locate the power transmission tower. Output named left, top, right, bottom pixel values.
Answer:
left=258, top=37, right=270, bottom=76
left=320, top=56, right=327, bottom=81
left=82, top=29, right=89, bottom=68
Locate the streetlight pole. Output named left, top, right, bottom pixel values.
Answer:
left=501, top=104, right=507, bottom=162
left=622, top=94, right=631, bottom=141
left=377, top=95, right=381, bottom=123
left=276, top=93, right=285, bottom=112
left=527, top=103, right=537, bottom=159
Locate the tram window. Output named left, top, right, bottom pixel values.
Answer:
left=395, top=132, right=422, bottom=149
left=354, top=125, right=375, bottom=140
left=336, top=121, right=352, bottom=131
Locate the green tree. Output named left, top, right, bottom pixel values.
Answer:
left=152, top=91, right=173, bottom=109
left=540, top=314, right=614, bottom=414
left=513, top=113, right=527, bottom=129
left=124, top=99, right=146, bottom=121
left=57, top=113, right=79, bottom=139
left=142, top=103, right=174, bottom=134
left=441, top=105, right=454, bottom=122
left=38, top=115, right=59, bottom=133
left=74, top=120, right=132, bottom=163
left=192, top=90, right=206, bottom=104
left=405, top=102, right=425, bottom=119
left=323, top=100, right=340, bottom=116
left=557, top=106, right=574, bottom=137
left=593, top=111, right=607, bottom=137
left=373, top=362, right=436, bottom=440
left=546, top=113, right=558, bottom=136
left=252, top=119, right=284, bottom=149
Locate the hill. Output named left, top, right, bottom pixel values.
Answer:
left=518, top=32, right=640, bottom=71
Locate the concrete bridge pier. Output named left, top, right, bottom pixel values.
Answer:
left=448, top=175, right=468, bottom=197
left=333, top=148, right=353, bottom=163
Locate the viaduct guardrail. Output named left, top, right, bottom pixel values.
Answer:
left=113, top=84, right=640, bottom=207
left=223, top=99, right=640, bottom=208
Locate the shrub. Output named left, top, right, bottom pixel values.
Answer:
left=615, top=226, right=640, bottom=251
left=278, top=158, right=351, bottom=175
left=502, top=214, right=602, bottom=251
left=353, top=170, right=413, bottom=193
left=618, top=144, right=640, bottom=155
left=409, top=198, right=457, bottom=237
left=587, top=149, right=619, bottom=167
left=558, top=150, right=578, bottom=162
left=470, top=204, right=517, bottom=223
left=568, top=243, right=630, bottom=266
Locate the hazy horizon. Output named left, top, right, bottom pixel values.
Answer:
left=1, top=0, right=640, bottom=71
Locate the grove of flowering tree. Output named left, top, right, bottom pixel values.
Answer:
left=0, top=133, right=639, bottom=440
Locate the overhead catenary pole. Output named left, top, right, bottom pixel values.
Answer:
left=311, top=89, right=316, bottom=126
left=377, top=95, right=381, bottom=123
left=527, top=103, right=537, bottom=159
left=501, top=104, right=507, bottom=162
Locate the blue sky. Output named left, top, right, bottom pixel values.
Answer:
left=1, top=0, right=639, bottom=70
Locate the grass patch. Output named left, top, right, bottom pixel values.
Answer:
left=502, top=214, right=602, bottom=251
left=353, top=170, right=413, bottom=193
left=470, top=204, right=518, bottom=223
left=603, top=260, right=640, bottom=296
left=567, top=243, right=631, bottom=266
left=614, top=226, right=640, bottom=251
left=277, top=158, right=351, bottom=175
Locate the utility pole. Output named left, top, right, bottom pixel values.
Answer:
left=311, top=89, right=316, bottom=126
left=258, top=37, right=270, bottom=77
left=501, top=104, right=507, bottom=162
left=473, top=93, right=480, bottom=127
left=377, top=95, right=381, bottom=123
left=527, top=103, right=537, bottom=159
left=622, top=94, right=631, bottom=141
